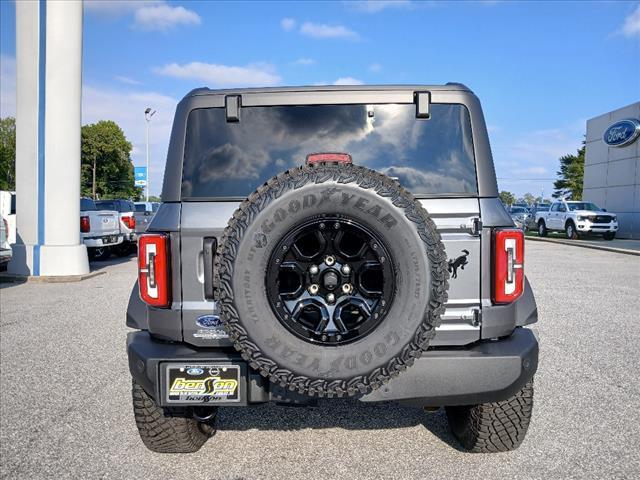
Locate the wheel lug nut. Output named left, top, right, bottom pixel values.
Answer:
left=309, top=265, right=319, bottom=275
left=341, top=283, right=353, bottom=294
left=326, top=293, right=336, bottom=303
left=341, top=264, right=351, bottom=275
left=325, top=255, right=335, bottom=266
left=308, top=284, right=319, bottom=295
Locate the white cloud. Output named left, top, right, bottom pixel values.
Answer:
left=369, top=62, right=382, bottom=72
left=85, top=1, right=200, bottom=31
left=281, top=17, right=297, bottom=31
left=0, top=54, right=16, bottom=118
left=155, top=61, right=281, bottom=87
left=333, top=77, right=364, bottom=85
left=300, top=22, right=359, bottom=39
left=114, top=75, right=143, bottom=86
left=349, top=1, right=412, bottom=13
left=83, top=0, right=160, bottom=15
left=620, top=5, right=640, bottom=38
left=293, top=58, right=316, bottom=66
left=133, top=3, right=201, bottom=31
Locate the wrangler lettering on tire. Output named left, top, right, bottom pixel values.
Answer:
left=215, top=163, right=449, bottom=397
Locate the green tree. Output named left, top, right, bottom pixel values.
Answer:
left=81, top=120, right=138, bottom=199
left=148, top=195, right=161, bottom=202
left=499, top=190, right=516, bottom=206
left=0, top=117, right=16, bottom=190
left=521, top=193, right=536, bottom=205
left=553, top=144, right=585, bottom=200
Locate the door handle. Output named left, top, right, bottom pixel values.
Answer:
left=203, top=237, right=217, bottom=300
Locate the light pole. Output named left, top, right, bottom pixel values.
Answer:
left=144, top=107, right=156, bottom=201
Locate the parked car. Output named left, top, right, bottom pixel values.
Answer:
left=95, top=199, right=137, bottom=255
left=509, top=206, right=530, bottom=230
left=133, top=201, right=159, bottom=234
left=535, top=199, right=618, bottom=240
left=0, top=190, right=16, bottom=245
left=509, top=202, right=530, bottom=212
left=0, top=215, right=11, bottom=270
left=80, top=197, right=123, bottom=261
left=127, top=84, right=538, bottom=454
left=525, top=204, right=550, bottom=231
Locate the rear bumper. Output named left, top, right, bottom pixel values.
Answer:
left=128, top=328, right=538, bottom=407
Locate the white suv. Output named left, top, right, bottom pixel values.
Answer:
left=535, top=200, right=618, bottom=240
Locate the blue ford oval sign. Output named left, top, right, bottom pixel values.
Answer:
left=603, top=119, right=640, bottom=147
left=196, top=315, right=222, bottom=329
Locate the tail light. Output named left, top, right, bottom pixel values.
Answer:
left=493, top=228, right=524, bottom=304
left=122, top=215, right=136, bottom=229
left=138, top=234, right=171, bottom=308
left=80, top=216, right=90, bottom=233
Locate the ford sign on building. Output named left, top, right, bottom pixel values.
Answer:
left=584, top=102, right=640, bottom=239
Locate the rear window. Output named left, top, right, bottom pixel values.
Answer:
left=135, top=204, right=146, bottom=212
left=96, top=200, right=134, bottom=212
left=81, top=198, right=96, bottom=211
left=182, top=103, right=477, bottom=198
left=96, top=201, right=117, bottom=211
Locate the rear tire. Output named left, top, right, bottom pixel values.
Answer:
left=537, top=221, right=548, bottom=237
left=565, top=221, right=578, bottom=240
left=603, top=232, right=616, bottom=241
left=445, top=380, right=534, bottom=453
left=132, top=380, right=217, bottom=453
left=88, top=246, right=110, bottom=261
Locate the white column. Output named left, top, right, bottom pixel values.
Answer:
left=9, top=0, right=89, bottom=276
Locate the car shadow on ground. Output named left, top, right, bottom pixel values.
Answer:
left=215, top=399, right=463, bottom=450
left=89, top=253, right=136, bottom=272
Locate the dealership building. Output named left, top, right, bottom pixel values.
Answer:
left=584, top=102, right=640, bottom=239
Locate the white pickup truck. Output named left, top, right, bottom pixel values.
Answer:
left=535, top=199, right=618, bottom=240
left=80, top=197, right=123, bottom=260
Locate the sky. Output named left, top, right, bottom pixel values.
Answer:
left=1, top=0, right=639, bottom=198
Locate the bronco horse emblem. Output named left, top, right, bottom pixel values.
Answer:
left=448, top=250, right=470, bottom=279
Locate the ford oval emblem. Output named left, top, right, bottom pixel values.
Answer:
left=603, top=119, right=640, bottom=147
left=196, top=315, right=222, bottom=329
left=187, top=367, right=203, bottom=376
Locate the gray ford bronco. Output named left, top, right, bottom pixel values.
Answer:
left=127, top=84, right=538, bottom=454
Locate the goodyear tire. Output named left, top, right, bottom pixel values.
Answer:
left=445, top=380, right=534, bottom=453
left=215, top=163, right=448, bottom=397
left=132, top=380, right=217, bottom=453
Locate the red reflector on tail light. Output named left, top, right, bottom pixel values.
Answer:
left=80, top=216, right=90, bottom=233
left=138, top=234, right=171, bottom=308
left=306, top=152, right=352, bottom=165
left=493, top=228, right=524, bottom=304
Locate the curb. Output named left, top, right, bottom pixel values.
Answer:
left=525, top=236, right=640, bottom=256
left=0, top=270, right=107, bottom=284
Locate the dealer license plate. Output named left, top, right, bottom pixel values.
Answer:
left=165, top=364, right=240, bottom=404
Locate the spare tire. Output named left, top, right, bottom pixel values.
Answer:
left=215, top=163, right=448, bottom=397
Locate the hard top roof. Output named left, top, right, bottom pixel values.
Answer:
left=184, top=83, right=471, bottom=99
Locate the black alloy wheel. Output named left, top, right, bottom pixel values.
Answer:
left=265, top=216, right=395, bottom=346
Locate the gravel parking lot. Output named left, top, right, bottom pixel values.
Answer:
left=1, top=241, right=639, bottom=479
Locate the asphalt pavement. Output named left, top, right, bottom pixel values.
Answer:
left=1, top=242, right=639, bottom=479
